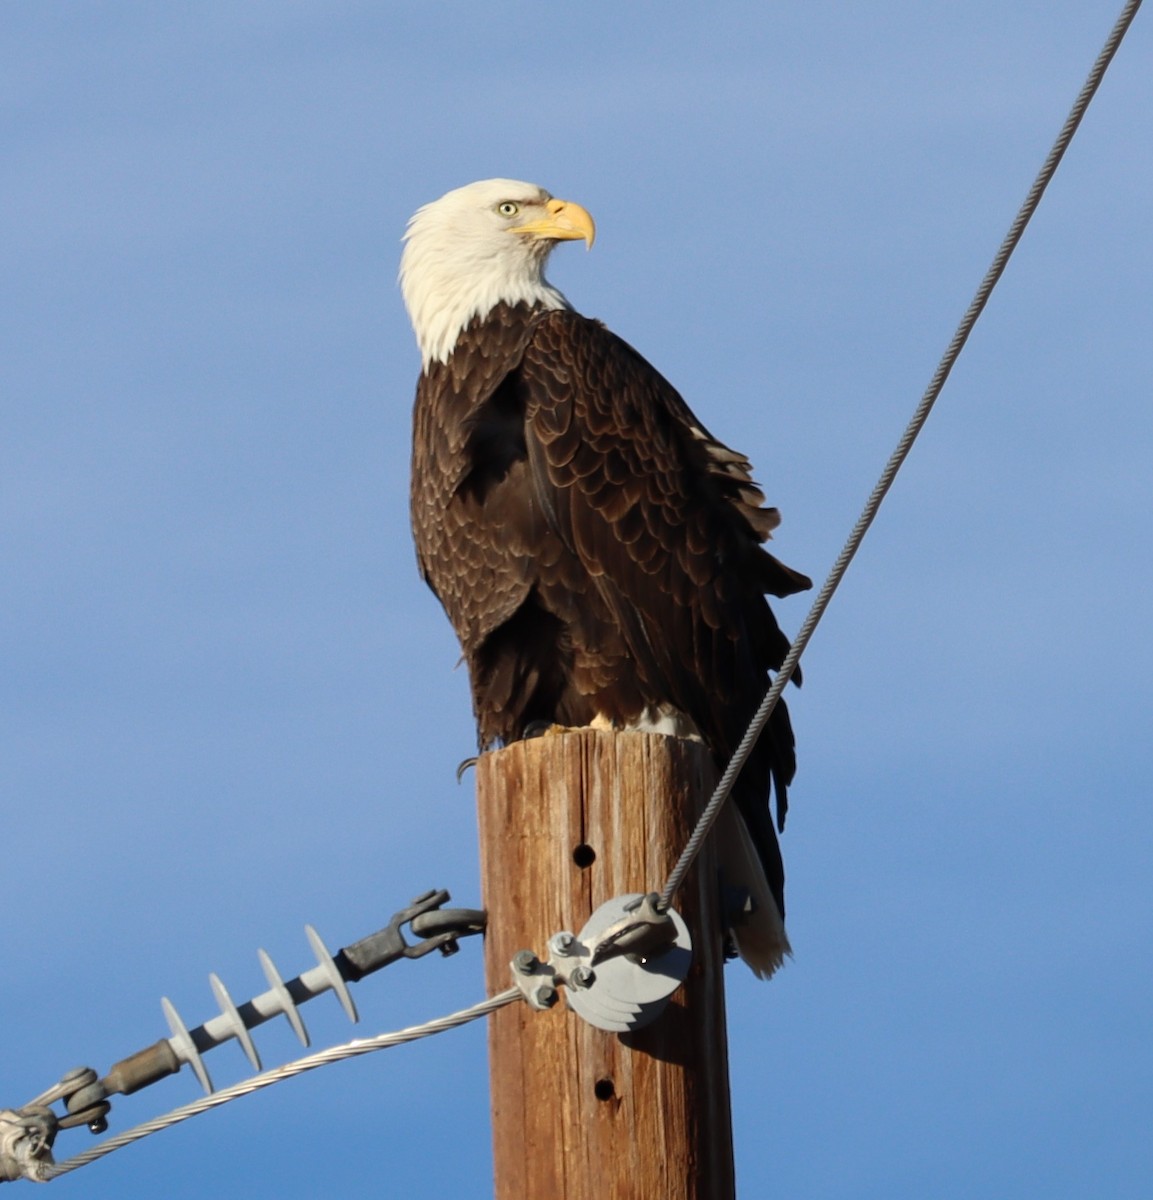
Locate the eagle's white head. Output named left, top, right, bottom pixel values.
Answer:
left=400, top=178, right=596, bottom=370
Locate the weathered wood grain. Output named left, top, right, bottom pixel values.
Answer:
left=477, top=729, right=734, bottom=1200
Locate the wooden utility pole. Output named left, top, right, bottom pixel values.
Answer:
left=477, top=729, right=735, bottom=1200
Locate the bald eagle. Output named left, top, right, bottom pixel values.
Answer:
left=401, top=179, right=810, bottom=976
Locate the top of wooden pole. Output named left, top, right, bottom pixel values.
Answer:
left=476, top=730, right=735, bottom=1200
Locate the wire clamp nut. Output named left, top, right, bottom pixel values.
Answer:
left=510, top=950, right=559, bottom=1010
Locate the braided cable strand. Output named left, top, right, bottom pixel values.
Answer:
left=41, top=989, right=521, bottom=1181
left=659, top=0, right=1144, bottom=912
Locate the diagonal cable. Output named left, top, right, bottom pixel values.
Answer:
left=659, top=0, right=1143, bottom=912
left=41, top=989, right=521, bottom=1181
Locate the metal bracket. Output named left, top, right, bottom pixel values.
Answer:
left=511, top=894, right=692, bottom=1033
left=339, top=889, right=485, bottom=979
left=0, top=1106, right=58, bottom=1183
left=584, top=892, right=680, bottom=965
left=509, top=950, right=559, bottom=1011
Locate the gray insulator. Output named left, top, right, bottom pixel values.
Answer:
left=161, top=997, right=214, bottom=1095
left=208, top=974, right=262, bottom=1071
left=304, top=925, right=358, bottom=1024
left=257, top=948, right=310, bottom=1047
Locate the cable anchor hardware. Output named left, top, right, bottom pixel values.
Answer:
left=585, top=893, right=679, bottom=965
left=141, top=888, right=486, bottom=1096
left=0, top=1063, right=108, bottom=1181
left=0, top=1107, right=57, bottom=1184
left=4, top=889, right=485, bottom=1165
left=509, top=950, right=559, bottom=1011
left=510, top=894, right=692, bottom=1033
left=136, top=888, right=484, bottom=1096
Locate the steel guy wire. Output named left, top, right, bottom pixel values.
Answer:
left=41, top=988, right=521, bottom=1181
left=658, top=0, right=1144, bottom=912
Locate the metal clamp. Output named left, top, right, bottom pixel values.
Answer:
left=509, top=950, right=559, bottom=1011
left=0, top=1107, right=57, bottom=1183
left=585, top=893, right=679, bottom=965
left=565, top=895, right=691, bottom=1032
left=511, top=894, right=692, bottom=1033
left=339, top=889, right=485, bottom=979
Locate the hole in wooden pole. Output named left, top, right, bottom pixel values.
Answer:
left=572, top=843, right=596, bottom=869
left=594, top=1077, right=615, bottom=1102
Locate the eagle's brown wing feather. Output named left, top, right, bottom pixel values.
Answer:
left=411, top=304, right=810, bottom=912
left=411, top=304, right=541, bottom=655
left=519, top=311, right=810, bottom=839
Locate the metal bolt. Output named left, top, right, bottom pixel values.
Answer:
left=512, top=949, right=539, bottom=975
left=569, top=965, right=596, bottom=990
left=549, top=932, right=576, bottom=957
left=533, top=983, right=558, bottom=1008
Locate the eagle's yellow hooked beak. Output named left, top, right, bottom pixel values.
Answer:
left=513, top=197, right=596, bottom=249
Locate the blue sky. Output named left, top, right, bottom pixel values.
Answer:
left=3, top=3, right=1151, bottom=1196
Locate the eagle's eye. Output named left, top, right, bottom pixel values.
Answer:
left=497, top=201, right=519, bottom=218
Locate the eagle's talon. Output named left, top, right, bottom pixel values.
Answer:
left=522, top=720, right=563, bottom=739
